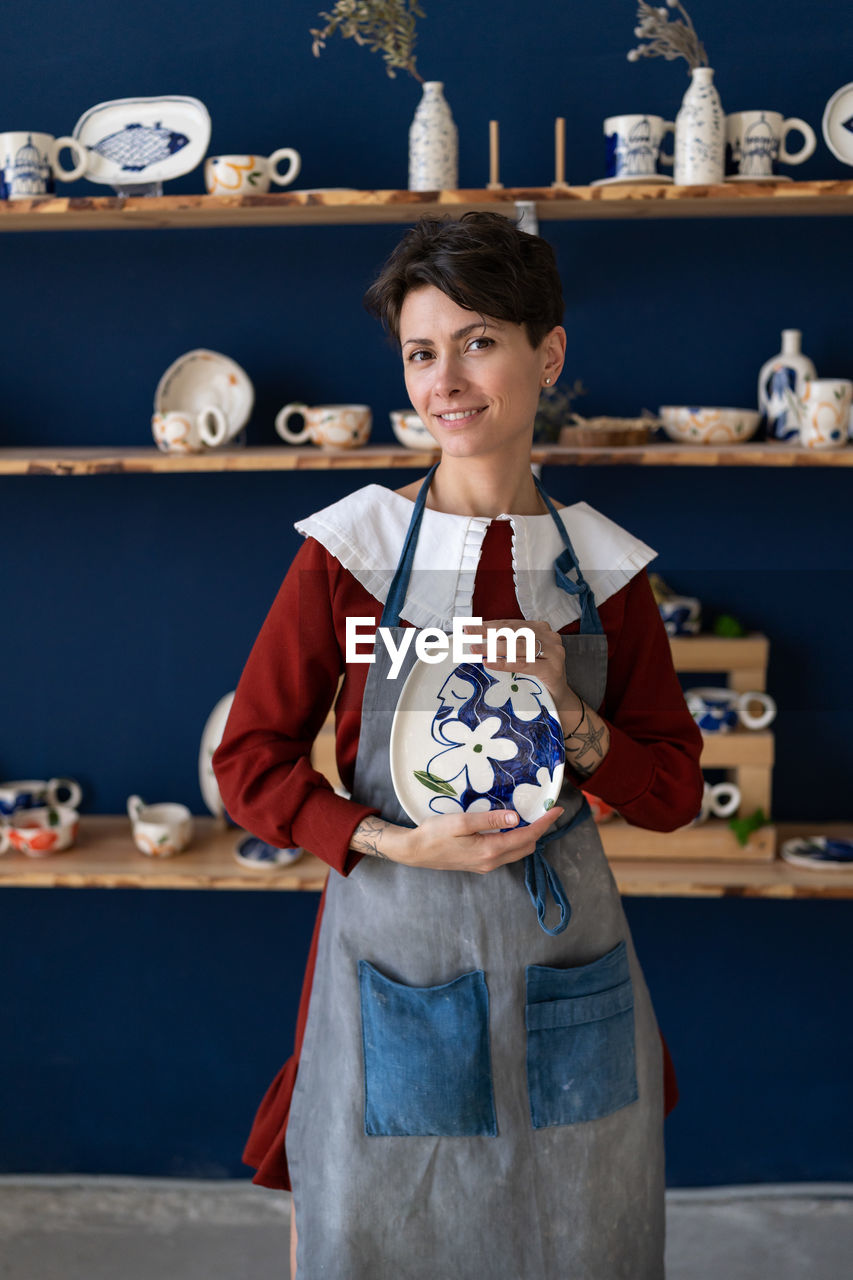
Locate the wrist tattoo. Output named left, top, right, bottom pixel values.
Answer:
left=352, top=814, right=390, bottom=859
left=564, top=705, right=608, bottom=779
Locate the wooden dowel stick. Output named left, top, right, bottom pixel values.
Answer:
left=553, top=116, right=567, bottom=186
left=487, top=119, right=503, bottom=190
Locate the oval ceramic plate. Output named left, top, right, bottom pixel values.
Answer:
left=390, top=657, right=565, bottom=826
left=155, top=349, right=254, bottom=436
left=589, top=173, right=672, bottom=186
left=780, top=837, right=853, bottom=870
left=68, top=95, right=211, bottom=187
left=822, top=83, right=853, bottom=166
left=234, top=835, right=303, bottom=869
left=198, top=691, right=235, bottom=818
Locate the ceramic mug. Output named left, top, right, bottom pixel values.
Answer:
left=685, top=687, right=777, bottom=733
left=0, top=131, right=87, bottom=198
left=0, top=805, right=79, bottom=856
left=657, top=594, right=702, bottom=637
left=151, top=406, right=229, bottom=453
left=603, top=115, right=674, bottom=179
left=127, top=795, right=193, bottom=858
left=275, top=403, right=372, bottom=448
left=204, top=150, right=302, bottom=195
left=725, top=111, right=816, bottom=179
left=0, top=777, right=82, bottom=818
left=390, top=409, right=434, bottom=449
left=692, top=781, right=741, bottom=825
left=795, top=379, right=853, bottom=450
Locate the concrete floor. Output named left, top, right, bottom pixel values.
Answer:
left=1, top=1178, right=852, bottom=1279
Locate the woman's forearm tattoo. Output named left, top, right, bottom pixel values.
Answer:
left=351, top=814, right=391, bottom=859
left=563, top=702, right=610, bottom=779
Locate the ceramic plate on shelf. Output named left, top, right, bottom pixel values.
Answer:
left=155, top=350, right=254, bottom=438
left=589, top=173, right=672, bottom=187
left=780, top=837, right=853, bottom=870
left=822, top=82, right=853, bottom=165
left=390, top=657, right=565, bottom=826
left=198, top=691, right=235, bottom=818
left=725, top=173, right=793, bottom=183
left=234, top=835, right=304, bottom=869
left=67, top=95, right=211, bottom=187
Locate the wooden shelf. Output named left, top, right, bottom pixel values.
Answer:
left=1, top=816, right=851, bottom=897
left=1, top=181, right=853, bottom=232
left=1, top=442, right=852, bottom=476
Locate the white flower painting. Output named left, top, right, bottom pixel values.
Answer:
left=430, top=716, right=518, bottom=793
left=512, top=766, right=561, bottom=823
left=483, top=671, right=546, bottom=722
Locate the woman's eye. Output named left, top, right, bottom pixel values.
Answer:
left=467, top=337, right=494, bottom=352
left=407, top=348, right=432, bottom=363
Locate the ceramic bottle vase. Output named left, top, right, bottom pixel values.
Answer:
left=674, top=66, right=724, bottom=185
left=408, top=81, right=458, bottom=191
left=758, top=329, right=816, bottom=442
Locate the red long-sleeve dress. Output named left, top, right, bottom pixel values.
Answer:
left=214, top=517, right=704, bottom=1190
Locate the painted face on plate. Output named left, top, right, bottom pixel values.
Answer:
left=399, top=286, right=564, bottom=461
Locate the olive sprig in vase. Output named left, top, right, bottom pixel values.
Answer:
left=311, top=0, right=459, bottom=192
left=627, top=1, right=724, bottom=185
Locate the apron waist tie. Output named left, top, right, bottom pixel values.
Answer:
left=523, top=796, right=592, bottom=936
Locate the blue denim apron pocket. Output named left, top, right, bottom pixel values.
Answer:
left=525, top=939, right=638, bottom=1129
left=358, top=959, right=497, bottom=1137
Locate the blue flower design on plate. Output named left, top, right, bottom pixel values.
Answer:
left=412, top=663, right=564, bottom=825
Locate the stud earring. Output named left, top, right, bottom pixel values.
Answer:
left=544, top=377, right=551, bottom=385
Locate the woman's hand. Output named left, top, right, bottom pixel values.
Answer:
left=468, top=618, right=611, bottom=779
left=465, top=618, right=580, bottom=729
left=351, top=806, right=564, bottom=874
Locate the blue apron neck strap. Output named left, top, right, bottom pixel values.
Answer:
left=380, top=463, right=439, bottom=627
left=533, top=474, right=603, bottom=636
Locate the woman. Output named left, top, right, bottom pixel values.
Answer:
left=214, top=212, right=704, bottom=1279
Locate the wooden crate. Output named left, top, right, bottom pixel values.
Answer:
left=626, top=632, right=776, bottom=862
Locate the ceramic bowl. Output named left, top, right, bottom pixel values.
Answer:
left=233, top=835, right=304, bottom=869
left=0, top=805, right=79, bottom=857
left=390, top=410, right=434, bottom=449
left=154, top=350, right=254, bottom=443
left=659, top=406, right=761, bottom=445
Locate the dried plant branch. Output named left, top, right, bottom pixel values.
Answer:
left=627, top=0, right=708, bottom=71
left=311, top=0, right=425, bottom=82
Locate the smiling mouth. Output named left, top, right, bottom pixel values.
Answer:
left=434, top=407, right=486, bottom=424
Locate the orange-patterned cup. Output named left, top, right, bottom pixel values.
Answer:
left=275, top=403, right=372, bottom=449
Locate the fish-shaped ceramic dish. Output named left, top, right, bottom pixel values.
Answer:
left=390, top=656, right=565, bottom=826
left=59, top=95, right=211, bottom=190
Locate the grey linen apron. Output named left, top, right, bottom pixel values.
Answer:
left=286, top=470, right=665, bottom=1278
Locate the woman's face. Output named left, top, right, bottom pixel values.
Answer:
left=399, top=286, right=565, bottom=461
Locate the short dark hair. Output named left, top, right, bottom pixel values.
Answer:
left=363, top=211, right=564, bottom=349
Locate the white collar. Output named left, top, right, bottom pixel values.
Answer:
left=295, top=484, right=655, bottom=631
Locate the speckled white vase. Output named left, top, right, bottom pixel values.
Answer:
left=408, top=81, right=458, bottom=191
left=674, top=66, right=724, bottom=184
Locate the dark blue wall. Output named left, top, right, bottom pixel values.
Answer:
left=1, top=0, right=851, bottom=1185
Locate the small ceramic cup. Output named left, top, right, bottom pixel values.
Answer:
left=390, top=410, right=434, bottom=449
left=127, top=795, right=193, bottom=858
left=151, top=406, right=229, bottom=453
left=0, top=777, right=82, bottom=818
left=603, top=114, right=674, bottom=179
left=725, top=111, right=816, bottom=179
left=797, top=379, right=852, bottom=450
left=0, top=131, right=87, bottom=198
left=657, top=595, right=702, bottom=637
left=685, top=687, right=777, bottom=733
left=275, top=403, right=372, bottom=448
left=204, top=150, right=301, bottom=195
left=0, top=805, right=79, bottom=856
left=691, top=781, right=742, bottom=825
